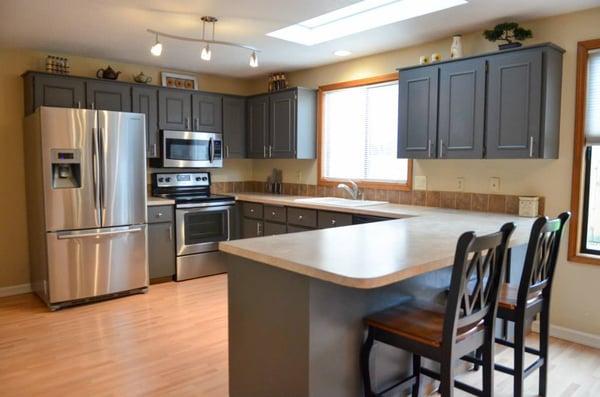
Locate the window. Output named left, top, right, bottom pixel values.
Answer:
left=318, top=74, right=411, bottom=189
left=569, top=40, right=600, bottom=264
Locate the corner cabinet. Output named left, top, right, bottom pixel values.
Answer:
left=247, top=95, right=269, bottom=158
left=397, top=43, right=564, bottom=159
left=223, top=95, right=246, bottom=158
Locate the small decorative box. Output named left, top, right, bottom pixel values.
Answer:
left=519, top=196, right=539, bottom=217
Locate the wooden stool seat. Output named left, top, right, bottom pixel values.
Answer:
left=498, top=283, right=542, bottom=310
left=366, top=300, right=484, bottom=348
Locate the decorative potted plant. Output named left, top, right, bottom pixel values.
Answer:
left=483, top=22, right=532, bottom=50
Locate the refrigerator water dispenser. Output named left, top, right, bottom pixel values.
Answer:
left=51, top=149, right=81, bottom=189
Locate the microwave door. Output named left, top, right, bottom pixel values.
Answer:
left=98, top=111, right=147, bottom=227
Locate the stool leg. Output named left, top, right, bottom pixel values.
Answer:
left=539, top=305, right=550, bottom=396
left=513, top=320, right=525, bottom=397
left=482, top=329, right=495, bottom=397
left=360, top=328, right=375, bottom=397
left=412, top=354, right=421, bottom=397
left=439, top=358, right=454, bottom=397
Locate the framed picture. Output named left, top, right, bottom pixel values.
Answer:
left=161, top=72, right=198, bottom=90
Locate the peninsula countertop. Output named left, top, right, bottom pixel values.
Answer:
left=219, top=193, right=536, bottom=289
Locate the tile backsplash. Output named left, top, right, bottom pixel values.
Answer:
left=211, top=181, right=545, bottom=216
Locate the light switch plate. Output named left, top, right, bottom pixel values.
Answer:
left=414, top=176, right=427, bottom=191
left=490, top=177, right=500, bottom=193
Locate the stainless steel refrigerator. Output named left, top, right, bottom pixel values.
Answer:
left=24, top=107, right=148, bottom=310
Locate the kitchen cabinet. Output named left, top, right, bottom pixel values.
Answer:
left=147, top=205, right=175, bottom=281
left=132, top=86, right=159, bottom=158
left=159, top=89, right=192, bottom=131
left=192, top=92, right=222, bottom=132
left=318, top=211, right=353, bottom=229
left=269, top=90, right=296, bottom=158
left=397, top=65, right=438, bottom=159
left=25, top=73, right=85, bottom=114
left=86, top=80, right=131, bottom=111
left=242, top=218, right=263, bottom=238
left=437, top=58, right=486, bottom=159
left=264, top=221, right=287, bottom=236
left=287, top=207, right=317, bottom=228
left=223, top=95, right=246, bottom=158
left=247, top=95, right=269, bottom=158
left=397, top=43, right=564, bottom=160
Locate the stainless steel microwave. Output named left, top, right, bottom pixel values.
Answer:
left=151, top=130, right=223, bottom=168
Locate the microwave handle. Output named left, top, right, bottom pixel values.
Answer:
left=209, top=137, right=215, bottom=163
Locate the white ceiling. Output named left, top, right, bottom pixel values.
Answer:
left=0, top=0, right=598, bottom=78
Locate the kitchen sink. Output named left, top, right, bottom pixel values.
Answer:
left=293, top=197, right=388, bottom=207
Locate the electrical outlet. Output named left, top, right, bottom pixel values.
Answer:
left=456, top=177, right=465, bottom=192
left=414, top=176, right=427, bottom=191
left=489, top=177, right=500, bottom=193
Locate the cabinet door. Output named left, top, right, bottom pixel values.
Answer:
left=264, top=221, right=287, bottom=236
left=397, top=66, right=439, bottom=159
left=438, top=59, right=485, bottom=159
left=192, top=92, right=222, bottom=132
left=33, top=74, right=85, bottom=110
left=242, top=218, right=263, bottom=238
left=223, top=96, right=246, bottom=158
left=159, top=89, right=192, bottom=131
left=148, top=222, right=175, bottom=280
left=269, top=90, right=296, bottom=158
left=132, top=86, right=159, bottom=158
left=86, top=80, right=131, bottom=111
left=247, top=95, right=269, bottom=158
left=486, top=49, right=542, bottom=158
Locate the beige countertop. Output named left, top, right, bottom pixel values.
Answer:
left=219, top=193, right=536, bottom=289
left=147, top=195, right=175, bottom=206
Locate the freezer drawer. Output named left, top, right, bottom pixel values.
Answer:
left=46, top=225, right=148, bottom=303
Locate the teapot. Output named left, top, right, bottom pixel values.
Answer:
left=96, top=65, right=121, bottom=80
left=133, top=71, right=152, bottom=84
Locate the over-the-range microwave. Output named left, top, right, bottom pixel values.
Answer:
left=150, top=130, right=223, bottom=168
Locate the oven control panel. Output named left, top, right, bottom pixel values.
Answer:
left=154, top=172, right=210, bottom=188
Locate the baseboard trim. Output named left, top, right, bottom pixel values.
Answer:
left=532, top=320, right=600, bottom=349
left=0, top=283, right=32, bottom=298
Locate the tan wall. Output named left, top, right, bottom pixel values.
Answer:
left=0, top=48, right=254, bottom=289
left=248, top=8, right=600, bottom=334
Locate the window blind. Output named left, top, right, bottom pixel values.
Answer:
left=322, top=81, right=408, bottom=182
left=586, top=49, right=600, bottom=144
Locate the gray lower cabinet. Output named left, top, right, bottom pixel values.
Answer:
left=147, top=205, right=175, bottom=281
left=247, top=95, right=269, bottom=158
left=242, top=218, right=263, bottom=238
left=25, top=73, right=85, bottom=114
left=223, top=95, right=246, bottom=158
left=159, top=89, right=192, bottom=131
left=132, top=86, right=159, bottom=158
left=264, top=221, right=287, bottom=236
left=192, top=92, right=222, bottom=132
left=397, top=65, right=439, bottom=159
left=438, top=58, right=486, bottom=159
left=86, top=80, right=131, bottom=111
left=287, top=225, right=313, bottom=234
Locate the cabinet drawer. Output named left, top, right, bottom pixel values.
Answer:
left=147, top=205, right=174, bottom=224
left=264, top=221, right=287, bottom=236
left=287, top=224, right=313, bottom=234
left=243, top=202, right=264, bottom=220
left=318, top=211, right=353, bottom=229
left=264, top=205, right=286, bottom=223
left=287, top=207, right=317, bottom=228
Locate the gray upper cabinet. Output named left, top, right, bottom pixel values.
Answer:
left=397, top=43, right=564, bottom=160
left=158, top=89, right=192, bottom=131
left=132, top=86, right=159, bottom=158
left=26, top=73, right=85, bottom=114
left=397, top=65, right=439, bottom=159
left=269, top=90, right=296, bottom=158
left=223, top=96, right=246, bottom=158
left=192, top=92, right=222, bottom=132
left=438, top=58, right=486, bottom=159
left=86, top=80, right=132, bottom=111
left=247, top=95, right=269, bottom=158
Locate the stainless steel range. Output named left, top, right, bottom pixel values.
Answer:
left=152, top=172, right=234, bottom=281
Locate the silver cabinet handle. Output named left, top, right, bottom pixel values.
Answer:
left=298, top=215, right=303, bottom=220
left=272, top=211, right=276, bottom=216
left=256, top=222, right=262, bottom=236
left=529, top=136, right=535, bottom=158
left=185, top=118, right=189, bottom=130
left=156, top=212, right=163, bottom=217
left=250, top=208, right=254, bottom=213
left=269, top=145, right=272, bottom=158
left=439, top=139, right=444, bottom=158
left=427, top=139, right=432, bottom=158
left=168, top=225, right=173, bottom=241
left=263, top=145, right=266, bottom=158
left=90, top=102, right=95, bottom=110
left=150, top=143, right=157, bottom=157
left=226, top=145, right=230, bottom=158
left=76, top=101, right=81, bottom=109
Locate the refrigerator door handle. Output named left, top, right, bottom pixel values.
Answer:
left=91, top=127, right=101, bottom=224
left=57, top=226, right=144, bottom=240
left=98, top=127, right=106, bottom=212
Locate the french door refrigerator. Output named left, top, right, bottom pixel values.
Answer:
left=24, top=107, right=148, bottom=310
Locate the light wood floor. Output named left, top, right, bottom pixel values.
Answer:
left=1, top=275, right=599, bottom=396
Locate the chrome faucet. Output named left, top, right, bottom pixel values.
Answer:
left=337, top=180, right=362, bottom=200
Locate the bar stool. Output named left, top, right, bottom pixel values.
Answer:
left=468, top=213, right=570, bottom=397
left=360, top=222, right=515, bottom=397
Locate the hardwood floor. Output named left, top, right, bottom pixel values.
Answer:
left=0, top=274, right=599, bottom=396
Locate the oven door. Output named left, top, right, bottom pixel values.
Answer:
left=176, top=205, right=231, bottom=255
left=162, top=130, right=223, bottom=168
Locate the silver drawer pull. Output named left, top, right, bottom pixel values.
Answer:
left=272, top=211, right=276, bottom=216
left=298, top=215, right=303, bottom=220
left=250, top=209, right=254, bottom=213
left=331, top=219, right=336, bottom=225
left=156, top=212, right=163, bottom=217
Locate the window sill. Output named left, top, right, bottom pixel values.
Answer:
left=567, top=253, right=600, bottom=266
left=319, top=178, right=411, bottom=191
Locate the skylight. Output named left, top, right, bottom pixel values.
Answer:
left=266, top=0, right=468, bottom=46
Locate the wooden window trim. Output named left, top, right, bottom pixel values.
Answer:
left=317, top=73, right=413, bottom=191
left=569, top=39, right=600, bottom=265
